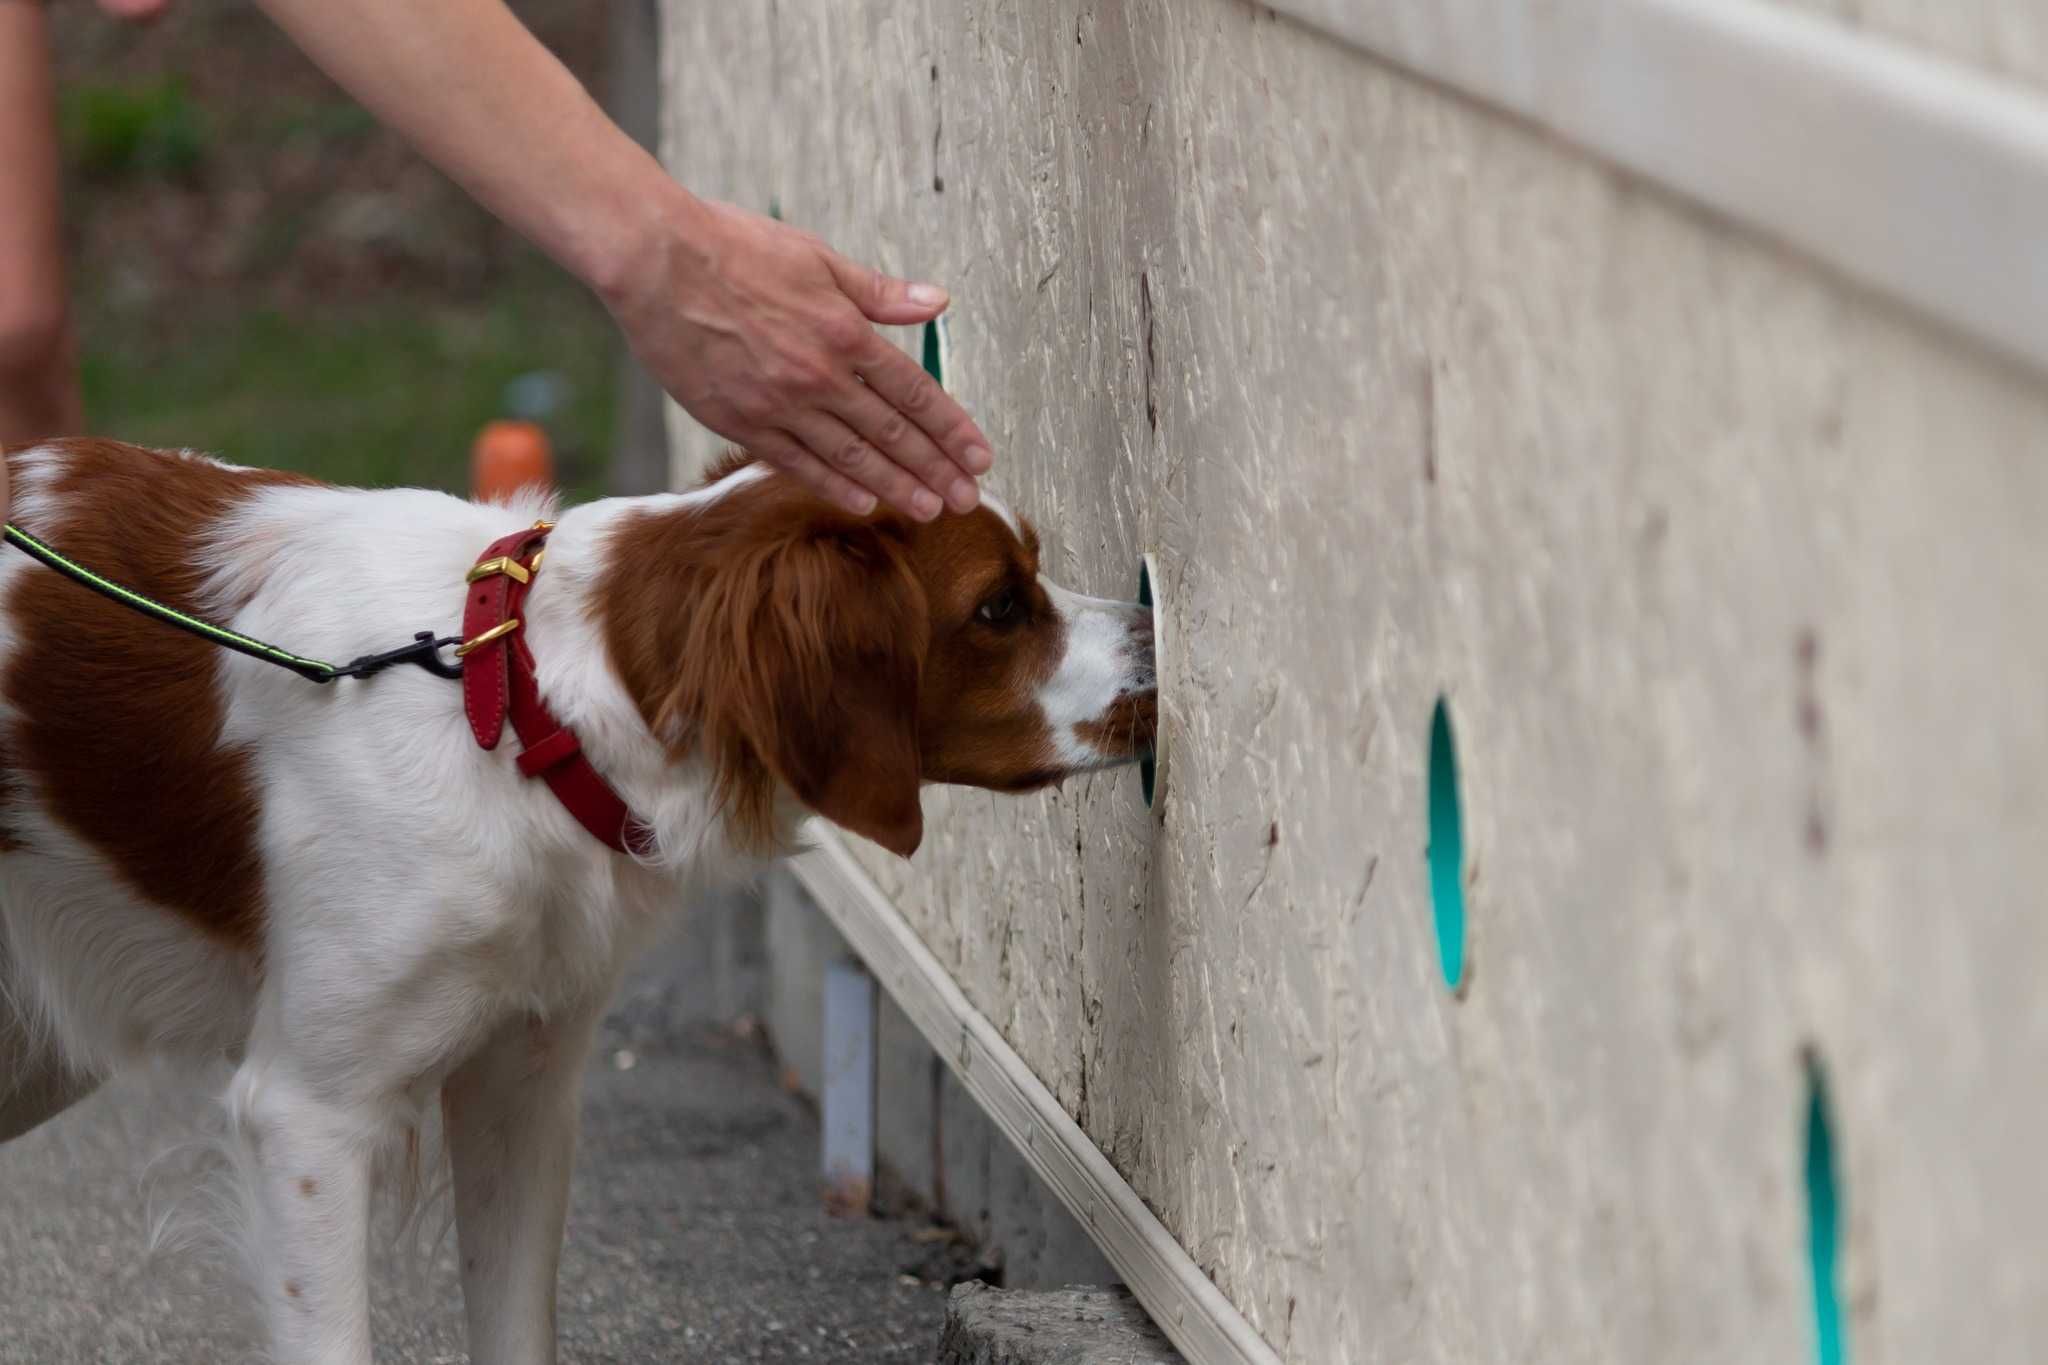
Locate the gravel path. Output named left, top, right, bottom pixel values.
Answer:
left=0, top=1005, right=950, bottom=1363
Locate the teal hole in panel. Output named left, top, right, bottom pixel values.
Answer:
left=768, top=197, right=782, bottom=221
left=1137, top=558, right=1157, bottom=807
left=922, top=319, right=944, bottom=385
left=1426, top=697, right=1466, bottom=991
left=1805, top=1057, right=1849, bottom=1365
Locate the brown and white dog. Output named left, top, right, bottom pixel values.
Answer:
left=0, top=439, right=1154, bottom=1364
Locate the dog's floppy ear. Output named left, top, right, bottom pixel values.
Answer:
left=661, top=510, right=929, bottom=857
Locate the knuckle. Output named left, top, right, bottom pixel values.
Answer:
left=794, top=361, right=840, bottom=399
left=873, top=409, right=911, bottom=450
left=765, top=359, right=826, bottom=401
left=821, top=313, right=870, bottom=353
left=830, top=437, right=873, bottom=471
left=897, top=372, right=939, bottom=415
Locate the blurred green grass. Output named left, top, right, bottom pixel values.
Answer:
left=79, top=274, right=617, bottom=501
left=62, top=79, right=209, bottom=182
left=52, top=1, right=620, bottom=504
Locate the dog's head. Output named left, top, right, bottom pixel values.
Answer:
left=603, top=460, right=1156, bottom=857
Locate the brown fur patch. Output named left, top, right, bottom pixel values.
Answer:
left=601, top=471, right=930, bottom=855
left=900, top=509, right=1067, bottom=792
left=1073, top=689, right=1157, bottom=761
left=603, top=460, right=1147, bottom=851
left=1, top=439, right=317, bottom=951
left=0, top=730, right=24, bottom=854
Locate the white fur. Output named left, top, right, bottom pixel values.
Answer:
left=0, top=449, right=1142, bottom=1364
left=1036, top=579, right=1155, bottom=770
left=981, top=489, right=1024, bottom=538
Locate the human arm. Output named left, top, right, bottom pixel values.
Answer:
left=248, top=0, right=990, bottom=519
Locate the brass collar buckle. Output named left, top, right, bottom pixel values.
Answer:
left=456, top=617, right=522, bottom=658
left=455, top=521, right=553, bottom=658
left=466, top=556, right=531, bottom=585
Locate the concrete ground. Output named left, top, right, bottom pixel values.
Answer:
left=0, top=974, right=954, bottom=1364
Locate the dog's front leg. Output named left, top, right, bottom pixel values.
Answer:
left=442, top=1002, right=603, bottom=1365
left=226, top=1056, right=379, bottom=1365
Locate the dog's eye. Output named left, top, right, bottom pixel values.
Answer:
left=976, top=588, right=1019, bottom=625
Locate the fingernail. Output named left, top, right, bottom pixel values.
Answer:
left=908, top=283, right=948, bottom=309
left=911, top=488, right=943, bottom=521
left=948, top=479, right=979, bottom=513
left=963, top=444, right=994, bottom=474
left=849, top=491, right=879, bottom=516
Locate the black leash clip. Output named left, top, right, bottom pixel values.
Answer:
left=330, top=632, right=465, bottom=682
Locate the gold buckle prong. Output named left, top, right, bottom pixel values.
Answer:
left=466, top=556, right=531, bottom=585
left=455, top=617, right=522, bottom=657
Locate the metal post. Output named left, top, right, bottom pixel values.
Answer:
left=820, top=957, right=876, bottom=1215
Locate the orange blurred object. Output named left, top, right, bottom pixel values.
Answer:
left=470, top=420, right=555, bottom=501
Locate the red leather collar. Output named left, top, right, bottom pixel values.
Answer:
left=461, top=523, right=654, bottom=856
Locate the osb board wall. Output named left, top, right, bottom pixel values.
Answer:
left=658, top=4, right=2048, bottom=1361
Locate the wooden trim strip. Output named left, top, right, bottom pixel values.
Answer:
left=790, top=827, right=1283, bottom=1365
left=1268, top=0, right=2048, bottom=376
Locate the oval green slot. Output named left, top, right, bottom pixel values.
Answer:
left=921, top=319, right=944, bottom=385
left=1426, top=697, right=1466, bottom=990
left=1137, top=559, right=1157, bottom=808
left=1805, top=1059, right=1849, bottom=1365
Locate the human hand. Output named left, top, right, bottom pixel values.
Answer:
left=601, top=195, right=991, bottom=521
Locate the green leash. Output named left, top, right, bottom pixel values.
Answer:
left=2, top=522, right=464, bottom=684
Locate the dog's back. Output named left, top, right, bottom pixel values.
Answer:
left=0, top=440, right=630, bottom=1107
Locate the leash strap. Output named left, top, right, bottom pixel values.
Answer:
left=3, top=517, right=648, bottom=855
left=2, top=522, right=462, bottom=684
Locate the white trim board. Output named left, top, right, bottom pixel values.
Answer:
left=789, top=825, right=1283, bottom=1365
left=1266, top=0, right=2048, bottom=378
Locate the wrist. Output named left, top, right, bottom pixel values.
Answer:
left=575, top=172, right=712, bottom=318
